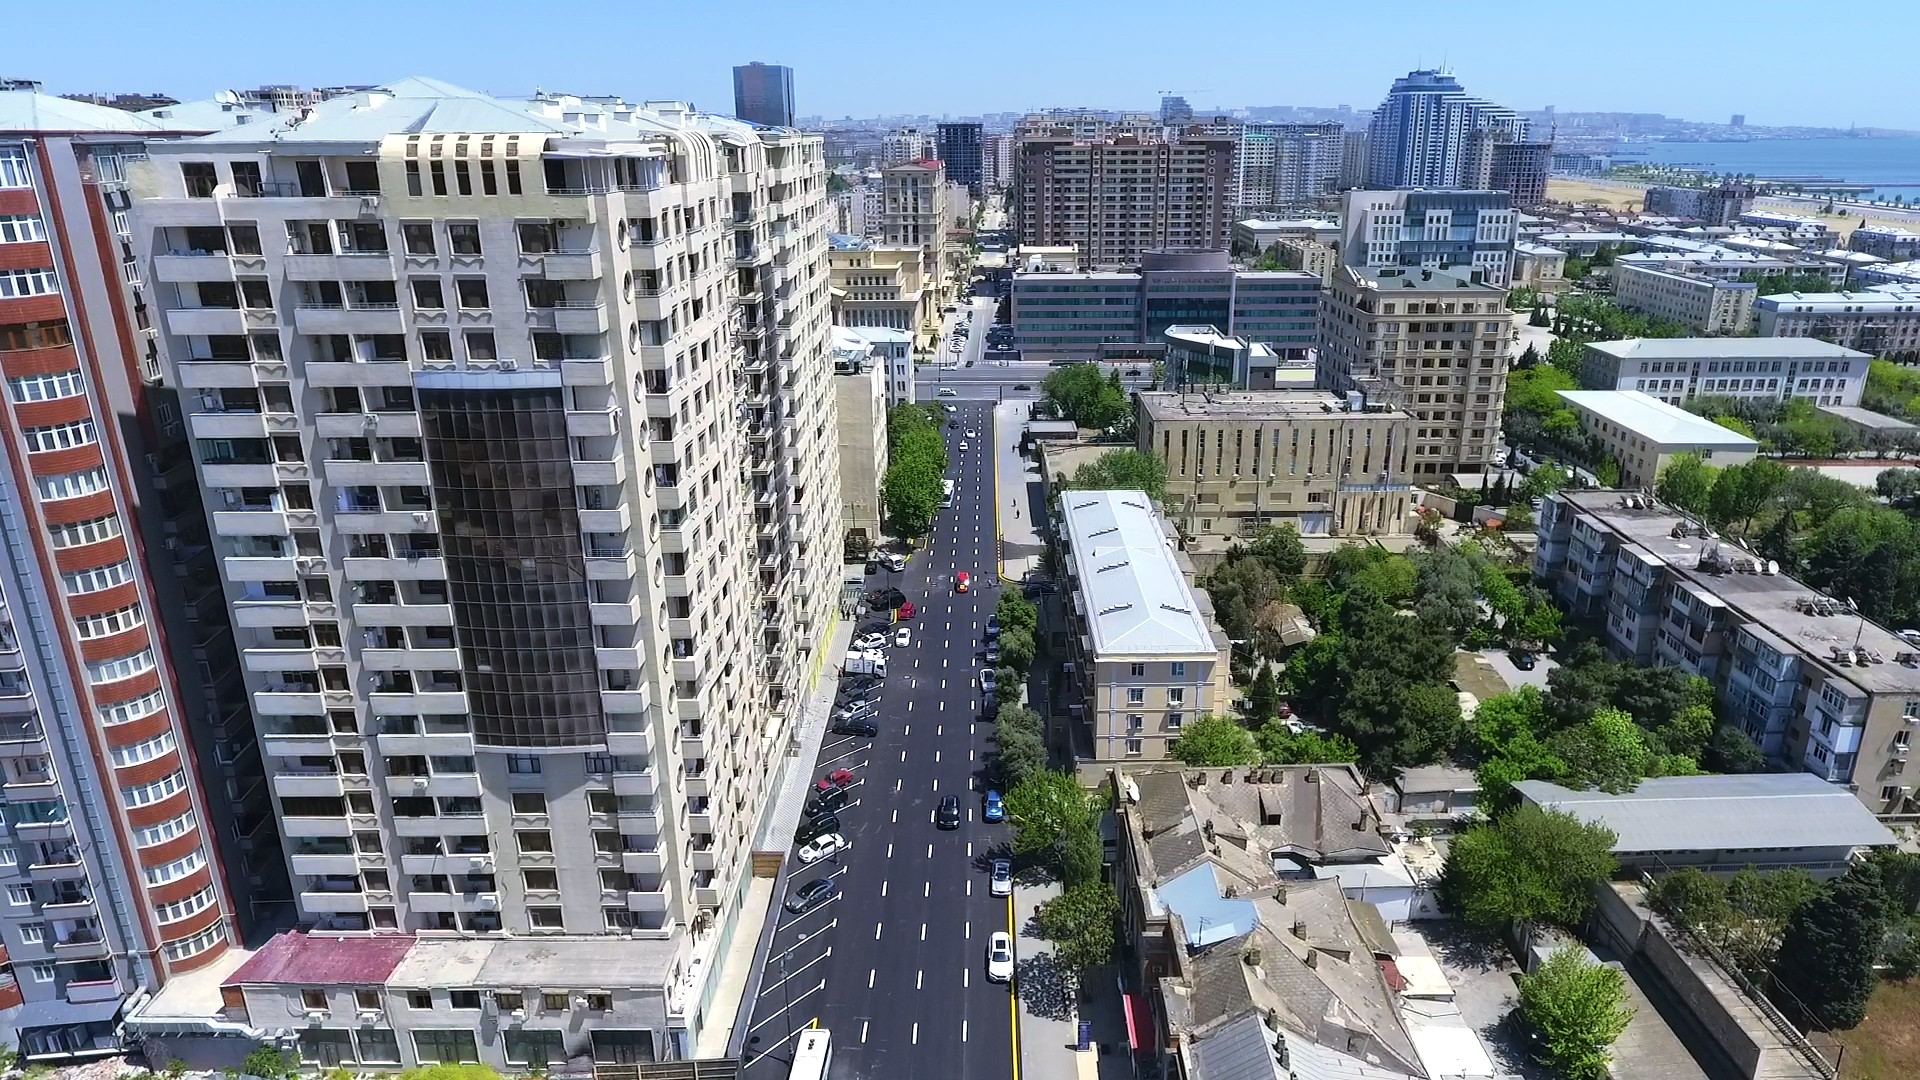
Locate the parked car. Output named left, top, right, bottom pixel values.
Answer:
left=804, top=787, right=848, bottom=818
left=853, top=632, right=888, bottom=652
left=866, top=588, right=907, bottom=610
left=899, top=601, right=917, bottom=620
left=979, top=669, right=998, bottom=695
left=831, top=716, right=878, bottom=737
left=985, top=644, right=1001, bottom=665
left=986, top=931, right=1014, bottom=982
left=816, top=768, right=856, bottom=791
left=795, top=813, right=841, bottom=846
left=839, top=675, right=882, bottom=697
left=1510, top=649, right=1539, bottom=671
left=989, top=859, right=1013, bottom=897
left=936, top=795, right=961, bottom=830
left=985, top=615, right=1001, bottom=640
left=797, top=833, right=849, bottom=865
left=983, top=790, right=1004, bottom=823
left=894, top=627, right=912, bottom=648
left=885, top=552, right=908, bottom=572
left=785, top=876, right=839, bottom=914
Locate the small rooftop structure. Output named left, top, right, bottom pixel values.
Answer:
left=1819, top=405, right=1917, bottom=433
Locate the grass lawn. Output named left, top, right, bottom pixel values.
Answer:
left=1836, top=978, right=1920, bottom=1078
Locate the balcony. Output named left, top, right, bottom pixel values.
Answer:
left=325, top=459, right=432, bottom=488
left=303, top=360, right=414, bottom=388
left=584, top=548, right=637, bottom=581
left=373, top=730, right=474, bottom=756
left=299, top=888, right=370, bottom=914
left=287, top=851, right=361, bottom=876
left=294, top=303, right=406, bottom=336
left=252, top=688, right=326, bottom=716
left=165, top=307, right=249, bottom=336
left=625, top=887, right=671, bottom=913
left=3, top=774, right=59, bottom=804
left=173, top=359, right=259, bottom=389
left=566, top=406, right=618, bottom=439
left=590, top=596, right=644, bottom=625
left=51, top=929, right=111, bottom=960
left=562, top=356, right=614, bottom=386
left=25, top=849, right=85, bottom=882
left=360, top=646, right=461, bottom=671
left=353, top=602, right=455, bottom=628
left=202, top=462, right=280, bottom=489
left=151, top=253, right=244, bottom=283
left=576, top=505, right=631, bottom=535
left=283, top=253, right=397, bottom=281
left=280, top=815, right=352, bottom=838
left=315, top=411, right=423, bottom=439
left=342, top=555, right=446, bottom=581
left=538, top=300, right=609, bottom=335
left=571, top=457, right=626, bottom=486
left=521, top=248, right=603, bottom=280
left=407, top=889, right=499, bottom=913
left=368, top=689, right=467, bottom=716
left=42, top=890, right=96, bottom=917
left=622, top=850, right=664, bottom=875
left=272, top=770, right=345, bottom=799
left=384, top=772, right=482, bottom=799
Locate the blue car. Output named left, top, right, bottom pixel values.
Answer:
left=983, top=790, right=1005, bottom=823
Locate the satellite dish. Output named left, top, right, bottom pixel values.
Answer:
left=214, top=89, right=242, bottom=105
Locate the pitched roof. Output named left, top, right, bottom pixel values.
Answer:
left=1060, top=490, right=1219, bottom=657
left=1584, top=337, right=1868, bottom=361
left=1515, top=773, right=1898, bottom=854
left=1556, top=390, right=1760, bottom=449
left=0, top=91, right=167, bottom=133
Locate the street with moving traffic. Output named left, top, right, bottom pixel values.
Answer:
left=738, top=399, right=1016, bottom=1080
left=919, top=294, right=1157, bottom=402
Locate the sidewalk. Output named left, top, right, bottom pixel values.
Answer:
left=1014, top=880, right=1134, bottom=1080
left=992, top=400, right=1046, bottom=581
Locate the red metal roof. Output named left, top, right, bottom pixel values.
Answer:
left=225, top=931, right=417, bottom=987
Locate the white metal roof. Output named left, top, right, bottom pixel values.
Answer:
left=1556, top=390, right=1760, bottom=450
left=1514, top=773, right=1898, bottom=854
left=0, top=91, right=167, bottom=133
left=1585, top=337, right=1869, bottom=361
left=1060, top=490, right=1217, bottom=658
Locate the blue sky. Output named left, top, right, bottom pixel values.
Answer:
left=11, top=0, right=1917, bottom=130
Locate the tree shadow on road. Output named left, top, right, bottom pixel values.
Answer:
left=1017, top=952, right=1078, bottom=1022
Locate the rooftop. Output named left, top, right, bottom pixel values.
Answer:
left=226, top=932, right=416, bottom=987
left=1137, top=390, right=1409, bottom=424
left=1556, top=390, right=1761, bottom=449
left=1584, top=337, right=1870, bottom=362
left=0, top=90, right=168, bottom=133
left=1554, top=489, right=1920, bottom=694
left=1341, top=266, right=1503, bottom=293
left=224, top=931, right=679, bottom=991
left=1820, top=405, right=1917, bottom=431
left=1759, top=283, right=1920, bottom=309
left=1514, top=774, right=1897, bottom=855
left=1164, top=326, right=1276, bottom=360
left=1060, top=491, right=1221, bottom=657
left=1123, top=766, right=1389, bottom=893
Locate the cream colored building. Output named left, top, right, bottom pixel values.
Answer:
left=1267, top=236, right=1336, bottom=283
left=882, top=159, right=950, bottom=313
left=1612, top=261, right=1756, bottom=334
left=1317, top=266, right=1509, bottom=475
left=832, top=329, right=888, bottom=541
left=1138, top=391, right=1414, bottom=538
left=1057, top=491, right=1232, bottom=761
left=829, top=235, right=935, bottom=351
left=1555, top=390, right=1757, bottom=488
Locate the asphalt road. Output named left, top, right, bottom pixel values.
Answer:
left=739, top=399, right=1015, bottom=1080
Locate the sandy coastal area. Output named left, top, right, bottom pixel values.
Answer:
left=1545, top=176, right=1920, bottom=237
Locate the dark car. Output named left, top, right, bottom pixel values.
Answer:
left=785, top=877, right=839, bottom=915
left=839, top=675, right=882, bottom=697
left=1510, top=650, right=1538, bottom=671
left=985, top=615, right=1001, bottom=640
left=805, top=787, right=849, bottom=818
left=866, top=587, right=907, bottom=610
left=1013, top=383, right=1030, bottom=390
left=831, top=716, right=879, bottom=737
left=936, top=795, right=961, bottom=830
left=796, top=813, right=841, bottom=845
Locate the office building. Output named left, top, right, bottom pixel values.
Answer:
left=1364, top=69, right=1527, bottom=189
left=1756, top=285, right=1920, bottom=360
left=1554, top=390, right=1758, bottom=488
left=1159, top=95, right=1193, bottom=126
left=1484, top=139, right=1551, bottom=206
left=1340, top=188, right=1515, bottom=287
left=1849, top=226, right=1920, bottom=262
left=130, top=79, right=839, bottom=1053
left=0, top=90, right=267, bottom=1059
left=829, top=235, right=935, bottom=355
left=1014, top=125, right=1235, bottom=269
left=731, top=62, right=794, bottom=128
left=1230, top=217, right=1339, bottom=257
left=935, top=123, right=983, bottom=194
left=1611, top=262, right=1757, bottom=334
left=1012, top=252, right=1319, bottom=361
left=879, top=129, right=934, bottom=167
left=1137, top=390, right=1414, bottom=538
left=1056, top=491, right=1230, bottom=760
left=1536, top=490, right=1920, bottom=812
left=841, top=325, right=913, bottom=405
left=982, top=133, right=1015, bottom=191
left=879, top=159, right=949, bottom=309
left=1511, top=242, right=1567, bottom=289
left=1580, top=338, right=1870, bottom=407
left=1644, top=182, right=1756, bottom=226
left=1317, top=266, right=1509, bottom=474
left=831, top=329, right=888, bottom=542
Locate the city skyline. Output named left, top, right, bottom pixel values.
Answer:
left=10, top=0, right=1920, bottom=130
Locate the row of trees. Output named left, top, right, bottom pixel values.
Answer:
left=991, top=591, right=1044, bottom=788
left=1041, top=363, right=1131, bottom=430
left=1056, top=448, right=1168, bottom=500
left=881, top=405, right=948, bottom=536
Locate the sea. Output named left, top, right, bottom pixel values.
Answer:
left=1631, top=138, right=1920, bottom=201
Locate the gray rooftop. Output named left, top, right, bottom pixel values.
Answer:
left=0, top=91, right=167, bottom=133
left=1126, top=766, right=1388, bottom=887
left=1060, top=491, right=1220, bottom=658
left=1515, top=774, right=1897, bottom=855
left=1341, top=266, right=1502, bottom=293
left=1819, top=405, right=1917, bottom=432
left=384, top=935, right=678, bottom=989
left=1557, top=390, right=1760, bottom=449
left=1138, top=391, right=1410, bottom=424
left=1585, top=337, right=1870, bottom=362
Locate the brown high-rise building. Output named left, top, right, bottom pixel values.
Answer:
left=1014, top=124, right=1235, bottom=269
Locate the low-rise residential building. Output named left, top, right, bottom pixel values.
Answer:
left=1317, top=266, right=1510, bottom=475
left=829, top=233, right=936, bottom=351
left=1579, top=338, right=1869, bottom=407
left=1511, top=241, right=1567, bottom=289
left=1849, top=225, right=1920, bottom=262
left=1535, top=489, right=1920, bottom=811
left=1112, top=766, right=1426, bottom=1079
left=1013, top=251, right=1320, bottom=361
left=1818, top=404, right=1917, bottom=444
left=832, top=329, right=889, bottom=541
left=1231, top=217, right=1341, bottom=256
left=1516, top=774, right=1894, bottom=878
left=1756, top=284, right=1920, bottom=361
left=1855, top=259, right=1920, bottom=289
left=1265, top=236, right=1337, bottom=283
left=1735, top=210, right=1834, bottom=249
left=1057, top=492, right=1231, bottom=761
left=1611, top=261, right=1757, bottom=334
left=1808, top=247, right=1886, bottom=287
left=1554, top=390, right=1759, bottom=488
left=1137, top=390, right=1415, bottom=538
left=1644, top=182, right=1756, bottom=226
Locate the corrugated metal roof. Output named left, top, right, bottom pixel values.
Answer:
left=1060, top=490, right=1217, bottom=657
left=1515, top=773, right=1898, bottom=854
left=225, top=931, right=416, bottom=986
left=1557, top=390, right=1760, bottom=449
left=0, top=91, right=167, bottom=133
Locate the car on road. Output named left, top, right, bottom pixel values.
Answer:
left=797, top=833, right=849, bottom=864
left=989, top=859, right=1013, bottom=897
left=795, top=813, right=840, bottom=846
left=853, top=631, right=888, bottom=652
left=964, top=429, right=976, bottom=438
left=936, top=795, right=961, bottom=829
left=986, top=931, right=1014, bottom=982
left=956, top=571, right=971, bottom=593
left=1126, top=368, right=1142, bottom=377
left=985, top=615, right=1001, bottom=639
left=1510, top=649, right=1538, bottom=671
left=978, top=669, right=998, bottom=694
left=899, top=601, right=917, bottom=620
left=816, top=768, right=855, bottom=791
left=985, top=644, right=1000, bottom=665
left=884, top=552, right=907, bottom=572
left=833, top=699, right=878, bottom=723
left=865, top=587, right=906, bottom=610
left=983, top=790, right=1004, bottom=822
left=958, top=440, right=969, bottom=453
left=840, top=674, right=882, bottom=696
left=831, top=716, right=878, bottom=737
left=785, top=876, right=839, bottom=914
left=1013, top=383, right=1030, bottom=390
left=804, top=787, right=848, bottom=818
left=894, top=627, right=912, bottom=648
left=937, top=387, right=957, bottom=397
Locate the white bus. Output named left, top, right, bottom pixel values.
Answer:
left=789, top=1028, right=832, bottom=1080
left=941, top=478, right=957, bottom=508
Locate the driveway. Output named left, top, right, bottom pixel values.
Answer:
left=1477, top=647, right=1557, bottom=693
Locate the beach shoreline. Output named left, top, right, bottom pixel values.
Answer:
left=1545, top=175, right=1920, bottom=236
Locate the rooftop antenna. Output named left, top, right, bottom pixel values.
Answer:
left=1850, top=596, right=1866, bottom=651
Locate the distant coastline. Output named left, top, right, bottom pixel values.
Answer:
left=1545, top=175, right=1920, bottom=237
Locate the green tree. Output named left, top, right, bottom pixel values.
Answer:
left=1713, top=414, right=1757, bottom=438
left=243, top=1048, right=300, bottom=1080
left=1414, top=547, right=1482, bottom=641
left=1523, top=464, right=1571, bottom=502
left=1066, top=449, right=1168, bottom=499
left=1799, top=505, right=1920, bottom=629
left=1255, top=723, right=1360, bottom=764
left=1004, top=771, right=1100, bottom=863
left=1042, top=363, right=1130, bottom=428
left=1245, top=524, right=1307, bottom=578
left=1655, top=453, right=1719, bottom=515
left=1702, top=723, right=1766, bottom=773
left=994, top=706, right=1047, bottom=788
left=1440, top=805, right=1618, bottom=930
left=1518, top=948, right=1634, bottom=1080
left=882, top=405, right=949, bottom=535
left=997, top=625, right=1037, bottom=675
left=1551, top=707, right=1653, bottom=792
left=1247, top=667, right=1282, bottom=721
left=993, top=665, right=1022, bottom=708
left=996, top=592, right=1039, bottom=636
left=1878, top=467, right=1920, bottom=507
left=1707, top=458, right=1789, bottom=534
left=1774, top=862, right=1888, bottom=1031
left=1169, top=715, right=1260, bottom=766
left=1034, top=881, right=1121, bottom=973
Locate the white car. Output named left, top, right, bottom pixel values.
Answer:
left=853, top=632, right=887, bottom=652
left=894, top=627, right=912, bottom=648
left=986, top=931, right=1014, bottom=983
left=989, top=858, right=1013, bottom=897
left=979, top=669, right=998, bottom=694
left=798, top=833, right=849, bottom=864
left=937, top=388, right=958, bottom=398
left=964, top=429, right=976, bottom=438
left=958, top=441, right=969, bottom=453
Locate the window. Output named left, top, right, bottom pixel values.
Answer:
left=28, top=963, right=54, bottom=984
left=1166, top=712, right=1185, bottom=730
left=163, top=921, right=226, bottom=962
left=505, top=1030, right=563, bottom=1066
left=1170, top=662, right=1187, bottom=678
left=407, top=991, right=432, bottom=1010
left=143, top=847, right=206, bottom=887
left=410, top=278, right=444, bottom=310
left=529, top=906, right=564, bottom=929
left=23, top=418, right=97, bottom=452
left=1125, top=738, right=1143, bottom=756
left=0, top=147, right=32, bottom=189
left=302, top=989, right=328, bottom=1010
left=412, top=1030, right=479, bottom=1065
left=99, top=687, right=165, bottom=726
left=494, top=991, right=524, bottom=1011
left=402, top=222, right=436, bottom=255
left=0, top=215, right=44, bottom=243
left=9, top=370, right=84, bottom=403
left=17, top=923, right=42, bottom=944
left=585, top=992, right=612, bottom=1011
left=36, top=468, right=111, bottom=501
left=1128, top=663, right=1145, bottom=677
left=420, top=330, right=453, bottom=363
left=110, top=730, right=175, bottom=768
left=455, top=278, right=488, bottom=309
left=357, top=1028, right=400, bottom=1064
left=155, top=884, right=216, bottom=923
left=355, top=989, right=381, bottom=1011
left=541, top=992, right=569, bottom=1012
left=507, top=755, right=542, bottom=774
left=523, top=869, right=558, bottom=891
left=0, top=321, right=72, bottom=352
left=511, top=792, right=547, bottom=814
left=448, top=990, right=481, bottom=1010
left=1126, top=687, right=1145, bottom=705
left=1167, top=688, right=1185, bottom=706
left=447, top=223, right=482, bottom=255
left=123, top=769, right=187, bottom=807
left=75, top=603, right=144, bottom=640
left=0, top=268, right=59, bottom=298
left=6, top=885, right=33, bottom=905
left=591, top=1030, right=655, bottom=1065
left=464, top=331, right=496, bottom=361
left=88, top=647, right=156, bottom=685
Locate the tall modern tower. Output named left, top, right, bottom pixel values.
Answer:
left=1364, top=69, right=1527, bottom=189
left=935, top=122, right=983, bottom=194
left=1160, top=95, right=1193, bottom=126
left=130, top=79, right=838, bottom=1055
left=732, top=62, right=795, bottom=128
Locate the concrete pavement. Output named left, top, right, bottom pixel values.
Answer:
left=1013, top=880, right=1134, bottom=1080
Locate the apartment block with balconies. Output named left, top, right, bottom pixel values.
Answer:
left=129, top=79, right=837, bottom=1054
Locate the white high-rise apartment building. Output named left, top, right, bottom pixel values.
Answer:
left=128, top=79, right=836, bottom=1047
left=880, top=128, right=935, bottom=167
left=1364, top=70, right=1527, bottom=189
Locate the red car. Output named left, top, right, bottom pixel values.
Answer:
left=899, top=601, right=917, bottom=620
left=816, top=769, right=855, bottom=792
